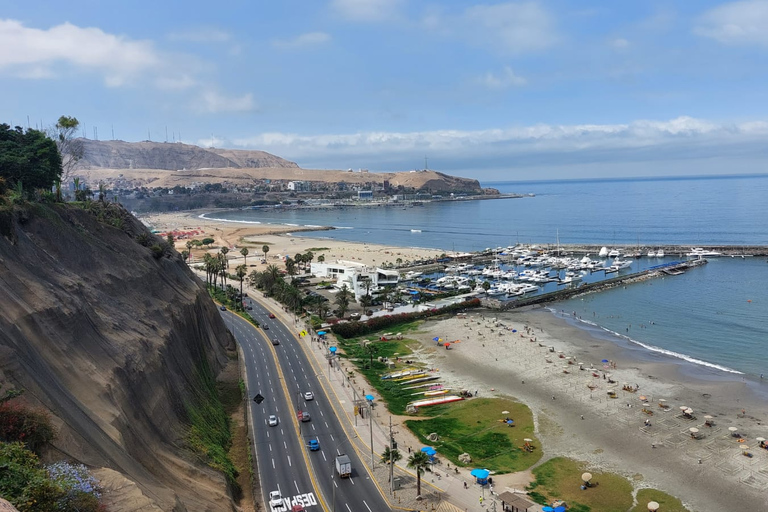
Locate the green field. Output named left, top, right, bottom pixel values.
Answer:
left=405, top=398, right=541, bottom=473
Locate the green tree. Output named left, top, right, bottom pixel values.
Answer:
left=50, top=115, right=83, bottom=182
left=202, top=237, right=215, bottom=248
left=240, top=247, right=249, bottom=267
left=407, top=451, right=431, bottom=497
left=220, top=246, right=229, bottom=268
left=262, top=244, right=270, bottom=260
left=166, top=234, right=174, bottom=246
left=181, top=250, right=189, bottom=262
left=98, top=181, right=106, bottom=202
left=482, top=281, right=491, bottom=295
left=186, top=240, right=194, bottom=263
left=0, top=124, right=62, bottom=192
left=335, top=284, right=352, bottom=318
left=359, top=293, right=373, bottom=312
left=304, top=250, right=314, bottom=269
left=285, top=256, right=297, bottom=276
left=381, top=447, right=402, bottom=477
left=235, top=264, right=247, bottom=308
left=317, top=254, right=325, bottom=263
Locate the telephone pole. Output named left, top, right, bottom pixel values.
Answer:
left=389, top=416, right=395, bottom=493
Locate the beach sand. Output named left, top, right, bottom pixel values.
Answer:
left=145, top=211, right=768, bottom=511
left=413, top=308, right=768, bottom=511
left=141, top=210, right=444, bottom=268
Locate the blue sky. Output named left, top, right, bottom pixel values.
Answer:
left=2, top=0, right=768, bottom=180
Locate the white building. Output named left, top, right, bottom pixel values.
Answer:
left=310, top=260, right=399, bottom=300
left=288, top=181, right=309, bottom=191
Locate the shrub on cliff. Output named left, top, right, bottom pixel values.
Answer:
left=0, top=400, right=56, bottom=452
left=0, top=442, right=103, bottom=512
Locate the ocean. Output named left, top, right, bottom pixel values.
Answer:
left=202, top=174, right=768, bottom=379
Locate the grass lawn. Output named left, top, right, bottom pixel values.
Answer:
left=528, top=458, right=633, bottom=512
left=630, top=489, right=690, bottom=512
left=336, top=324, right=425, bottom=415
left=405, top=398, right=541, bottom=473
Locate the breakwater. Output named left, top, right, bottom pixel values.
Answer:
left=481, top=259, right=707, bottom=311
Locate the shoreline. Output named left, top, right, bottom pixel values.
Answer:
left=412, top=307, right=768, bottom=511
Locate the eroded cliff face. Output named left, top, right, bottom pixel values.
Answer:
left=0, top=203, right=236, bottom=511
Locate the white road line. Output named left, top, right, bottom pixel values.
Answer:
left=271, top=458, right=275, bottom=469
left=283, top=441, right=287, bottom=449
left=330, top=434, right=335, bottom=442
left=333, top=480, right=338, bottom=488
left=294, top=480, right=300, bottom=493
left=345, top=503, right=352, bottom=512
left=269, top=444, right=272, bottom=452
left=349, top=477, right=355, bottom=485
left=311, top=424, right=316, bottom=431
left=325, top=422, right=329, bottom=428
left=321, top=451, right=327, bottom=461
left=320, top=410, right=324, bottom=417
left=287, top=455, right=292, bottom=467
left=363, top=500, right=372, bottom=512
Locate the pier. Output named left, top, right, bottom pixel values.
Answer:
left=482, top=259, right=707, bottom=311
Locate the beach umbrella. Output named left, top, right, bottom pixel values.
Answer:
left=639, top=395, right=647, bottom=401
left=679, top=406, right=688, bottom=411
left=470, top=468, right=490, bottom=479
left=581, top=472, right=592, bottom=482
left=501, top=411, right=510, bottom=415
left=512, top=329, right=517, bottom=333
left=658, top=399, right=666, bottom=403
left=524, top=438, right=533, bottom=443
left=601, top=359, right=609, bottom=363
left=685, top=408, right=694, bottom=414
left=329, top=346, right=337, bottom=354
left=542, top=507, right=554, bottom=512
left=741, top=445, right=750, bottom=451
left=365, top=395, right=375, bottom=401
left=647, top=502, right=660, bottom=512
left=756, top=437, right=766, bottom=442
left=433, top=337, right=440, bottom=341
left=421, top=446, right=437, bottom=456
left=554, top=507, right=567, bottom=512
left=689, top=428, right=699, bottom=433
left=703, top=415, right=712, bottom=419
left=317, top=331, right=327, bottom=335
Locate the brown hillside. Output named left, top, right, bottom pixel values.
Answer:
left=0, top=203, right=235, bottom=511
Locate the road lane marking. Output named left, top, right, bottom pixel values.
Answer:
left=287, top=455, right=292, bottom=467
left=363, top=500, right=372, bottom=512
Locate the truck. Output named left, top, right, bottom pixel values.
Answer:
left=335, top=454, right=352, bottom=478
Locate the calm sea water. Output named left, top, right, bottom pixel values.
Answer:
left=203, top=174, right=768, bottom=379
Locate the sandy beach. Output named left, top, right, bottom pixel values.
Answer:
left=141, top=210, right=444, bottom=268
left=413, top=309, right=768, bottom=511
left=146, top=210, right=768, bottom=511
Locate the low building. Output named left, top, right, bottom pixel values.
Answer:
left=357, top=190, right=373, bottom=200
left=288, top=181, right=309, bottom=191
left=310, top=260, right=398, bottom=300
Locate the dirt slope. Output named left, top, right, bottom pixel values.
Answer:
left=0, top=203, right=236, bottom=511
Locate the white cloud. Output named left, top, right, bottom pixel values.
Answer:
left=167, top=28, right=232, bottom=43
left=231, top=117, right=768, bottom=173
left=694, top=0, right=768, bottom=46
left=479, top=66, right=527, bottom=89
left=272, top=32, right=331, bottom=49
left=461, top=2, right=557, bottom=53
left=197, top=90, right=256, bottom=113
left=0, top=19, right=161, bottom=86
left=197, top=135, right=227, bottom=148
left=611, top=38, right=630, bottom=49
left=331, top=0, right=405, bottom=22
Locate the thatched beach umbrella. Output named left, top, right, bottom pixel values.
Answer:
left=647, top=501, right=660, bottom=511
left=581, top=472, right=592, bottom=483
left=689, top=428, right=699, bottom=434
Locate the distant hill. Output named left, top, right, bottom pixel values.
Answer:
left=76, top=139, right=299, bottom=170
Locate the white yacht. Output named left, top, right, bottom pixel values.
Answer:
left=608, top=249, right=621, bottom=258
left=611, top=258, right=633, bottom=270
left=656, top=249, right=665, bottom=258
left=687, top=247, right=722, bottom=258
left=404, top=271, right=422, bottom=280
left=646, top=250, right=657, bottom=258
left=598, top=247, right=609, bottom=258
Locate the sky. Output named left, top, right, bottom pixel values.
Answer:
left=2, top=0, right=768, bottom=181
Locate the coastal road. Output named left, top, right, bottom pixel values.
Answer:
left=222, top=298, right=391, bottom=512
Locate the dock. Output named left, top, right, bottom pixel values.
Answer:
left=482, top=259, right=707, bottom=311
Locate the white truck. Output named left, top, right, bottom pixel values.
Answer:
left=335, top=454, right=352, bottom=478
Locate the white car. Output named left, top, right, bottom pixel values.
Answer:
left=268, top=415, right=278, bottom=427
left=269, top=490, right=283, bottom=508
left=304, top=391, right=314, bottom=401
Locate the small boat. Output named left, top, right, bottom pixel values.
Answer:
left=598, top=247, right=609, bottom=258
left=410, top=229, right=422, bottom=233
left=608, top=249, right=621, bottom=258
left=611, top=258, right=633, bottom=270
left=646, top=250, right=656, bottom=258
left=687, top=247, right=722, bottom=258
left=408, top=395, right=464, bottom=408
left=656, top=249, right=665, bottom=258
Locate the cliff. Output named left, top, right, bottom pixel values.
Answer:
left=0, top=202, right=236, bottom=511
left=77, top=139, right=298, bottom=170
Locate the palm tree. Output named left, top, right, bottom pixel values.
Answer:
left=407, top=451, right=431, bottom=497
left=98, top=181, right=106, bottom=202
left=359, top=293, right=373, bottom=313
left=236, top=264, right=247, bottom=308
left=220, top=246, right=229, bottom=268
left=285, top=257, right=297, bottom=276
left=317, top=254, right=325, bottom=263
left=262, top=244, right=270, bottom=260
left=363, top=342, right=377, bottom=367
left=181, top=250, right=189, bottom=262
left=381, top=447, right=402, bottom=470
left=186, top=240, right=193, bottom=263
left=240, top=247, right=249, bottom=267
left=304, top=250, right=314, bottom=269
left=335, top=284, right=352, bottom=318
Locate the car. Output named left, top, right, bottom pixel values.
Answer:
left=303, top=391, right=314, bottom=401
left=269, top=490, right=283, bottom=508
left=268, top=415, right=278, bottom=427
left=307, top=439, right=320, bottom=451
left=299, top=411, right=311, bottom=422
left=268, top=313, right=276, bottom=319
left=246, top=306, right=252, bottom=310
left=272, top=338, right=280, bottom=346
left=262, top=324, right=269, bottom=330
left=219, top=306, right=226, bottom=311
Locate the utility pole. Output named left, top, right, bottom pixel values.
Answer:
left=369, top=400, right=374, bottom=469
left=389, top=416, right=395, bottom=493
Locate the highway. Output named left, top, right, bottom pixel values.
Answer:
left=221, top=296, right=390, bottom=512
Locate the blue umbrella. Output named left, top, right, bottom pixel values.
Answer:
left=421, top=446, right=437, bottom=456
left=433, top=336, right=440, bottom=341
left=601, top=359, right=609, bottom=363
left=512, top=329, right=517, bottom=333
left=318, top=331, right=327, bottom=335
left=329, top=346, right=337, bottom=353
left=542, top=507, right=554, bottom=512
left=470, top=468, right=490, bottom=479
left=365, top=394, right=375, bottom=401
left=554, top=507, right=567, bottom=512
